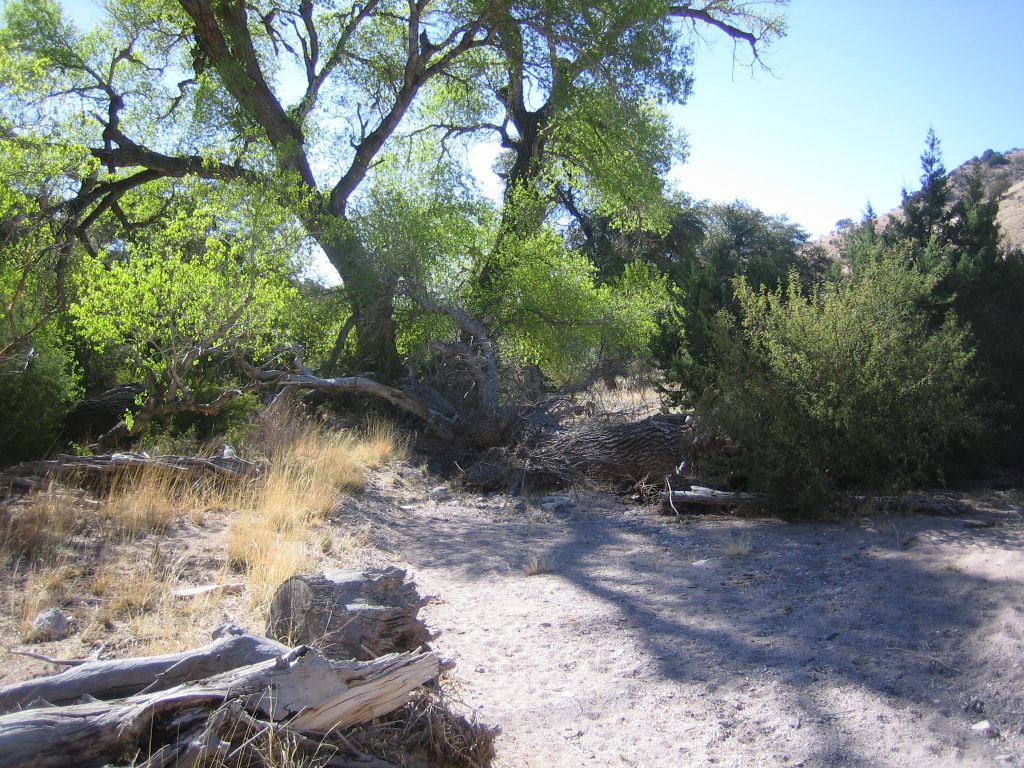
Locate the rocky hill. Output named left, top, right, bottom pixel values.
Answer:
left=819, top=147, right=1024, bottom=255
left=957, top=147, right=1024, bottom=250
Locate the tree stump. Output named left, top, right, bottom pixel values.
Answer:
left=266, top=567, right=431, bottom=660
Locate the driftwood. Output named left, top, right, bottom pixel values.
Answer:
left=0, top=627, right=288, bottom=714
left=0, top=645, right=442, bottom=768
left=662, top=486, right=759, bottom=514
left=0, top=451, right=262, bottom=494
left=267, top=568, right=432, bottom=661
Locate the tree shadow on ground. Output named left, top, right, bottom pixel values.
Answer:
left=340, top=488, right=1024, bottom=765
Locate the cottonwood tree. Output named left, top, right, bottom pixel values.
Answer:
left=1, top=0, right=788, bottom=446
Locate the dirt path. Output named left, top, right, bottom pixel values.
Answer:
left=340, top=472, right=1024, bottom=767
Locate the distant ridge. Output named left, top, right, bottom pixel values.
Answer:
left=817, top=147, right=1024, bottom=255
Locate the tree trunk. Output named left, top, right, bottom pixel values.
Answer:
left=317, top=228, right=403, bottom=382
left=266, top=568, right=432, bottom=661
left=0, top=646, right=441, bottom=768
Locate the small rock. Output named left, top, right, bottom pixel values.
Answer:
left=29, top=607, right=75, bottom=642
left=963, top=697, right=986, bottom=714
left=539, top=495, right=573, bottom=510
left=971, top=719, right=999, bottom=738
left=427, top=485, right=450, bottom=500
left=822, top=631, right=839, bottom=641
left=513, top=500, right=527, bottom=512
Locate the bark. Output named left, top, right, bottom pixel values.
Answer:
left=0, top=645, right=442, bottom=768
left=266, top=568, right=432, bottom=661
left=461, top=414, right=694, bottom=492
left=0, top=629, right=287, bottom=714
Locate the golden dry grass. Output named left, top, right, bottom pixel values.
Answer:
left=1, top=405, right=404, bottom=655
left=226, top=416, right=402, bottom=612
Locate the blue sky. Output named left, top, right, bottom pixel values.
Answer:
left=55, top=0, right=1024, bottom=238
left=674, top=1, right=1024, bottom=236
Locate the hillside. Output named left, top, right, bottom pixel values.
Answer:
left=818, top=147, right=1024, bottom=255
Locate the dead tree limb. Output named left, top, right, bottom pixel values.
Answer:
left=0, top=646, right=442, bottom=768
left=661, top=486, right=760, bottom=513
left=0, top=452, right=263, bottom=495
left=0, top=629, right=288, bottom=714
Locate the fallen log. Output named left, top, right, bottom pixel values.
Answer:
left=267, top=567, right=432, bottom=661
left=0, top=626, right=288, bottom=714
left=0, top=645, right=442, bottom=768
left=0, top=452, right=262, bottom=495
left=662, top=486, right=760, bottom=514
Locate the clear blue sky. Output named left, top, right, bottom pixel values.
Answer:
left=674, top=0, right=1024, bottom=236
left=55, top=0, right=1024, bottom=238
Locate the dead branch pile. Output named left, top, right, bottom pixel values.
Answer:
left=462, top=414, right=697, bottom=492
left=0, top=570, right=494, bottom=768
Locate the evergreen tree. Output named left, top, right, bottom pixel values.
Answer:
left=891, top=128, right=949, bottom=255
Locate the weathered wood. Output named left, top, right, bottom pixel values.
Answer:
left=0, top=628, right=287, bottom=714
left=538, top=414, right=693, bottom=483
left=662, top=486, right=760, bottom=514
left=0, top=646, right=441, bottom=768
left=0, top=452, right=262, bottom=494
left=267, top=567, right=432, bottom=661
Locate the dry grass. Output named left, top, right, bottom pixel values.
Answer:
left=719, top=531, right=753, bottom=557
left=1, top=403, right=404, bottom=657
left=523, top=554, right=555, bottom=576
left=226, top=415, right=401, bottom=612
left=0, top=490, right=82, bottom=560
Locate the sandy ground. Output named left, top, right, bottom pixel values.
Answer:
left=342, top=470, right=1024, bottom=768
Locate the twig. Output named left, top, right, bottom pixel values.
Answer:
left=886, top=646, right=960, bottom=673
left=666, top=478, right=681, bottom=518
left=5, top=649, right=90, bottom=667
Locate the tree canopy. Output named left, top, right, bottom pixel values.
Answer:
left=0, top=0, right=787, bottom=382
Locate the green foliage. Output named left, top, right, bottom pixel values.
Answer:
left=649, top=202, right=829, bottom=404
left=545, top=88, right=684, bottom=233
left=703, top=252, right=977, bottom=508
left=0, top=341, right=80, bottom=464
left=485, top=228, right=669, bottom=383
left=69, top=179, right=300, bottom=407
left=862, top=132, right=1024, bottom=459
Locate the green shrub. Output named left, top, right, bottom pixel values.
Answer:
left=0, top=343, right=80, bottom=465
left=702, top=251, right=978, bottom=509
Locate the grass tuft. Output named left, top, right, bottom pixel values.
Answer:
left=226, top=408, right=403, bottom=612
left=720, top=531, right=753, bottom=557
